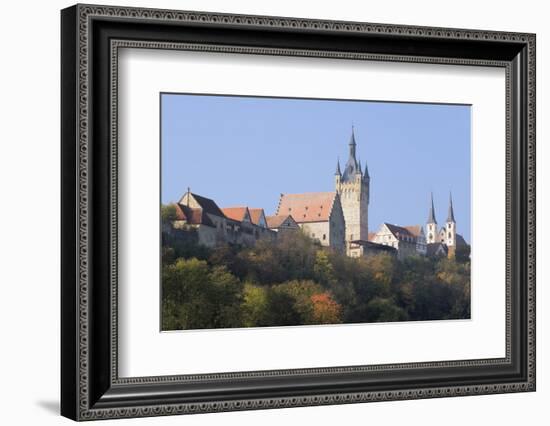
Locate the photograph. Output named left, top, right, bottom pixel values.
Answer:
left=160, top=93, right=472, bottom=331
left=59, top=4, right=536, bottom=420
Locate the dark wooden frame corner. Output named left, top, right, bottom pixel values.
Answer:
left=61, top=3, right=536, bottom=421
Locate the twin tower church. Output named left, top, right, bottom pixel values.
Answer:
left=169, top=128, right=468, bottom=259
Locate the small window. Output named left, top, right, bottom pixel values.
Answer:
left=323, top=234, right=326, bottom=240
left=448, top=232, right=451, bottom=238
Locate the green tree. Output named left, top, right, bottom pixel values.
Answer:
left=161, top=203, right=178, bottom=224
left=364, top=297, right=408, bottom=322
left=313, top=250, right=336, bottom=286
left=161, top=258, right=243, bottom=330
left=241, top=284, right=269, bottom=327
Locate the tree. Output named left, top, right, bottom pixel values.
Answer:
left=241, top=284, right=269, bottom=327
left=161, top=258, right=243, bottom=330
left=161, top=222, right=471, bottom=330
left=310, top=293, right=342, bottom=324
left=161, top=203, right=178, bottom=224
left=364, top=297, right=408, bottom=322
left=263, top=289, right=302, bottom=326
left=313, top=250, right=336, bottom=287
left=269, top=280, right=343, bottom=325
left=208, top=265, right=244, bottom=328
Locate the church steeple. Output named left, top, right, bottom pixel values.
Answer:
left=427, top=192, right=437, bottom=224
left=447, top=192, right=456, bottom=223
left=425, top=192, right=438, bottom=244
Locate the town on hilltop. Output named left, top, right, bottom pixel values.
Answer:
left=164, top=128, right=469, bottom=260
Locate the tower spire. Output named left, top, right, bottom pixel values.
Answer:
left=427, top=192, right=437, bottom=224
left=335, top=157, right=341, bottom=175
left=447, top=192, right=456, bottom=223
left=349, top=125, right=357, bottom=160
left=364, top=160, right=370, bottom=180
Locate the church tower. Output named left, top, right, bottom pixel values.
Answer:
left=445, top=192, right=457, bottom=249
left=335, top=127, right=370, bottom=253
left=426, top=192, right=438, bottom=244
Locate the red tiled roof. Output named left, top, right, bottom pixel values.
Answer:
left=248, top=208, right=265, bottom=226
left=368, top=232, right=376, bottom=242
left=222, top=207, right=250, bottom=222
left=266, top=214, right=296, bottom=229
left=276, top=192, right=337, bottom=223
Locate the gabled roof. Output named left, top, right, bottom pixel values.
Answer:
left=222, top=207, right=251, bottom=223
left=403, top=225, right=424, bottom=237
left=174, top=203, right=215, bottom=227
left=276, top=192, right=339, bottom=223
left=427, top=242, right=448, bottom=256
left=384, top=223, right=416, bottom=241
left=266, top=214, right=298, bottom=229
left=173, top=203, right=187, bottom=221
left=248, top=208, right=266, bottom=226
left=180, top=192, right=226, bottom=218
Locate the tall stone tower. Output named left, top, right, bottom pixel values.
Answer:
left=445, top=192, right=457, bottom=256
left=335, top=127, right=370, bottom=253
left=426, top=192, right=438, bottom=244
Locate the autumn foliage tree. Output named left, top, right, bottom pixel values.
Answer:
left=161, top=224, right=470, bottom=330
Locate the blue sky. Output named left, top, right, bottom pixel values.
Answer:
left=161, top=94, right=471, bottom=242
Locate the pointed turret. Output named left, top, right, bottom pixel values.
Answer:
left=363, top=161, right=370, bottom=181
left=342, top=126, right=360, bottom=182
left=349, top=125, right=357, bottom=159
left=425, top=192, right=438, bottom=244
left=335, top=158, right=341, bottom=175
left=357, top=158, right=363, bottom=176
left=427, top=192, right=437, bottom=224
left=444, top=192, right=457, bottom=256
left=447, top=192, right=456, bottom=223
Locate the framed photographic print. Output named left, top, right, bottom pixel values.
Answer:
left=61, top=4, right=536, bottom=421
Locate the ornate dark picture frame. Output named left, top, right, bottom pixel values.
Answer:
left=61, top=4, right=536, bottom=421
